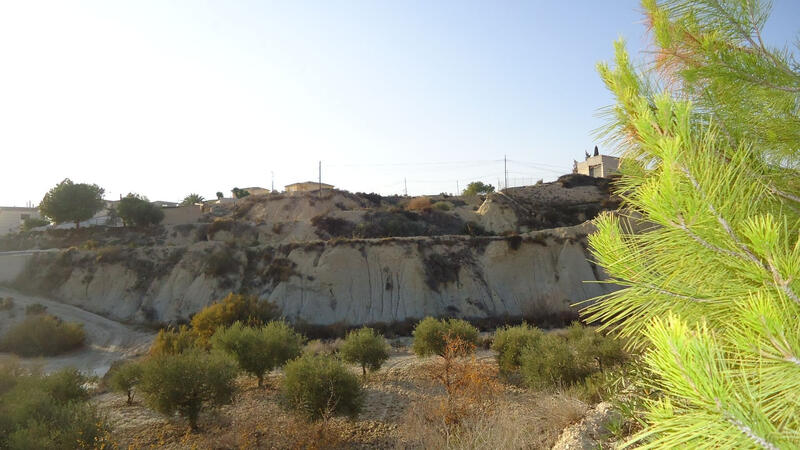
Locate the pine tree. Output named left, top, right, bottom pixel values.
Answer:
left=585, top=0, right=800, bottom=448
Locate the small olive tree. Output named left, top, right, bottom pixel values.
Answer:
left=138, top=349, right=237, bottom=431
left=108, top=360, right=143, bottom=405
left=491, top=323, right=544, bottom=375
left=340, top=327, right=390, bottom=379
left=211, top=321, right=303, bottom=387
left=282, top=353, right=363, bottom=421
left=411, top=317, right=478, bottom=358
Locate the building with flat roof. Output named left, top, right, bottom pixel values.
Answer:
left=0, top=206, right=42, bottom=235
left=285, top=181, right=334, bottom=193
left=574, top=146, right=619, bottom=178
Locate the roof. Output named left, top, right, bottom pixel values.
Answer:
left=0, top=206, right=38, bottom=211
left=285, top=181, right=335, bottom=188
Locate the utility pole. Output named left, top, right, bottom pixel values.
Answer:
left=271, top=171, right=274, bottom=193
left=456, top=180, right=459, bottom=195
left=504, top=154, right=508, bottom=191
left=404, top=178, right=408, bottom=196
left=318, top=161, right=322, bottom=199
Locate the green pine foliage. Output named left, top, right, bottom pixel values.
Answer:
left=587, top=0, right=800, bottom=447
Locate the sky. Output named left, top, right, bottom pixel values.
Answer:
left=1, top=1, right=798, bottom=206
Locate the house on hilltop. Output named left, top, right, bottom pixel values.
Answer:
left=285, top=181, right=334, bottom=193
left=574, top=146, right=620, bottom=178
left=0, top=206, right=41, bottom=235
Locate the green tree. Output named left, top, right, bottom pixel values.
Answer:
left=21, top=217, right=48, bottom=231
left=0, top=367, right=110, bottom=449
left=231, top=187, right=250, bottom=199
left=491, top=323, right=543, bottom=375
left=461, top=181, right=495, bottom=196
left=107, top=360, right=143, bottom=405
left=180, top=193, right=205, bottom=206
left=211, top=321, right=303, bottom=387
left=38, top=179, right=105, bottom=229
left=282, top=353, right=363, bottom=421
left=138, top=349, right=237, bottom=431
left=216, top=191, right=224, bottom=200
left=190, top=293, right=280, bottom=348
left=585, top=1, right=800, bottom=447
left=116, top=194, right=164, bottom=227
left=340, top=327, right=390, bottom=379
left=411, top=317, right=478, bottom=358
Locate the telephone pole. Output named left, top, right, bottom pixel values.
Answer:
left=271, top=171, right=274, bottom=192
left=318, top=161, right=322, bottom=199
left=404, top=178, right=408, bottom=196
left=504, top=154, right=508, bottom=191
left=456, top=180, right=459, bottom=195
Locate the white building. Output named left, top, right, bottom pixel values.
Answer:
left=0, top=207, right=42, bottom=235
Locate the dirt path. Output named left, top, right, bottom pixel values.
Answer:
left=0, top=287, right=155, bottom=376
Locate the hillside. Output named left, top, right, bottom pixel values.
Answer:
left=1, top=174, right=620, bottom=328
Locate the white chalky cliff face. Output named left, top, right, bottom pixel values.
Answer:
left=5, top=222, right=613, bottom=326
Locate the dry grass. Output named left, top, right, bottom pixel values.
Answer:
left=405, top=197, right=432, bottom=211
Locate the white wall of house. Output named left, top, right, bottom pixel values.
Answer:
left=576, top=155, right=619, bottom=178
left=0, top=208, right=41, bottom=235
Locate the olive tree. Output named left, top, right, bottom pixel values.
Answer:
left=211, top=321, right=303, bottom=387
left=340, top=327, right=390, bottom=379
left=138, top=349, right=237, bottom=431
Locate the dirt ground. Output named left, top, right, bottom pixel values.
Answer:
left=94, top=345, right=589, bottom=449
left=0, top=287, right=155, bottom=376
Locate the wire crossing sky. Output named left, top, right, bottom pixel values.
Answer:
left=1, top=0, right=798, bottom=205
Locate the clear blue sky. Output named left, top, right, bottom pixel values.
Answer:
left=1, top=0, right=798, bottom=205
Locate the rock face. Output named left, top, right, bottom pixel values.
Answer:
left=9, top=223, right=614, bottom=327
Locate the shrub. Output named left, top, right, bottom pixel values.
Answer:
left=519, top=333, right=585, bottom=389
left=21, top=217, right=48, bottom=231
left=0, top=314, right=85, bottom=357
left=0, top=367, right=110, bottom=449
left=340, top=327, right=390, bottom=379
left=211, top=321, right=303, bottom=387
left=149, top=325, right=197, bottom=356
left=203, top=248, right=240, bottom=278
left=108, top=360, right=143, bottom=405
left=282, top=353, right=363, bottom=421
left=517, top=324, right=626, bottom=390
left=138, top=349, right=238, bottom=431
left=564, top=322, right=628, bottom=371
left=24, top=303, right=47, bottom=315
left=491, top=323, right=544, bottom=375
left=310, top=215, right=355, bottom=239
left=462, top=181, right=495, bottom=196
left=117, top=193, right=165, bottom=227
left=431, top=201, right=452, bottom=211
left=191, top=293, right=281, bottom=347
left=411, top=317, right=479, bottom=357
left=0, top=297, right=14, bottom=311
left=406, top=196, right=432, bottom=211
left=304, top=338, right=342, bottom=356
